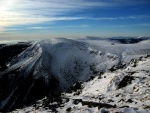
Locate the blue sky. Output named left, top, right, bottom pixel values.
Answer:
left=0, top=0, right=150, bottom=40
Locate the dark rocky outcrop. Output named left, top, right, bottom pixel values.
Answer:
left=0, top=43, right=30, bottom=71
left=117, top=76, right=134, bottom=89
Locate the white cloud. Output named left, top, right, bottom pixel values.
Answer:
left=118, top=15, right=150, bottom=19
left=0, top=16, right=86, bottom=27
left=0, top=0, right=150, bottom=34
left=27, top=24, right=90, bottom=30
left=85, top=15, right=150, bottom=20
left=1, top=15, right=150, bottom=28
left=27, top=27, right=45, bottom=30
left=0, top=0, right=114, bottom=32
left=93, top=23, right=150, bottom=28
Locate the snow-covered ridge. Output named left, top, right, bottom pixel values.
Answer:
left=6, top=38, right=150, bottom=87
left=0, top=38, right=150, bottom=112
left=11, top=48, right=150, bottom=113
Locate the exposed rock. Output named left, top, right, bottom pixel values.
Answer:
left=117, top=76, right=134, bottom=89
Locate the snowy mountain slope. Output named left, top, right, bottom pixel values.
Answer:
left=0, top=37, right=150, bottom=112
left=63, top=55, right=150, bottom=112
left=11, top=54, right=150, bottom=113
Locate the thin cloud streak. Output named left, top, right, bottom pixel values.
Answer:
left=27, top=24, right=90, bottom=30
left=0, top=17, right=85, bottom=27
left=1, top=15, right=150, bottom=27
left=1, top=0, right=149, bottom=27
left=95, top=23, right=150, bottom=28
left=87, top=15, right=150, bottom=20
